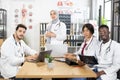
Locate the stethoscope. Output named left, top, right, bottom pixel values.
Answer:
left=53, top=22, right=61, bottom=31
left=13, top=35, right=24, bottom=57
left=99, top=40, right=112, bottom=56
left=13, top=35, right=21, bottom=46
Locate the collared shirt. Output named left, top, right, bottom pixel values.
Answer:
left=0, top=35, right=37, bottom=79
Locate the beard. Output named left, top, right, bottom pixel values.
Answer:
left=16, top=35, right=24, bottom=40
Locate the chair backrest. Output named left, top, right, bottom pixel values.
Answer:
left=46, top=44, right=68, bottom=57
left=117, top=69, right=120, bottom=79
left=0, top=73, right=2, bottom=78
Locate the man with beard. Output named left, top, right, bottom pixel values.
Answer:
left=0, top=24, right=39, bottom=80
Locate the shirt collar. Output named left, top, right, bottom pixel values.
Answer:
left=84, top=36, right=94, bottom=44
left=101, top=39, right=112, bottom=45
left=12, top=34, right=21, bottom=45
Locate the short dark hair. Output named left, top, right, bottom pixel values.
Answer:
left=99, top=25, right=109, bottom=31
left=82, top=23, right=94, bottom=34
left=16, top=24, right=27, bottom=31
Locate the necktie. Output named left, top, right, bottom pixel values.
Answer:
left=81, top=42, right=87, bottom=56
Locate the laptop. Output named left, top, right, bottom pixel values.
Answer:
left=46, top=44, right=68, bottom=57
left=29, top=50, right=52, bottom=63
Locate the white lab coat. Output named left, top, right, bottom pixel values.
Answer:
left=96, top=39, right=120, bottom=80
left=45, top=20, right=66, bottom=45
left=0, top=35, right=37, bottom=79
left=74, top=36, right=99, bottom=59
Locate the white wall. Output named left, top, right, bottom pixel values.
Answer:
left=1, top=0, right=91, bottom=52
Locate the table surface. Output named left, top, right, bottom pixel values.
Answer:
left=16, top=61, right=97, bottom=78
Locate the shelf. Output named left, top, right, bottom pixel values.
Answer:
left=0, top=23, right=6, bottom=25
left=0, top=8, right=7, bottom=45
left=112, top=0, right=120, bottom=42
left=112, top=25, right=120, bottom=27
left=114, top=0, right=120, bottom=3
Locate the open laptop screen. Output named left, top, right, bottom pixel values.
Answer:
left=39, top=50, right=52, bottom=62
left=28, top=50, right=52, bottom=63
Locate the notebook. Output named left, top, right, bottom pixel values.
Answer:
left=29, top=50, right=52, bottom=63
left=46, top=44, right=68, bottom=57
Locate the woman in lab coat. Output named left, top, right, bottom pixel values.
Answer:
left=95, top=25, right=120, bottom=80
left=45, top=10, right=66, bottom=45
left=65, top=23, right=99, bottom=60
left=65, top=23, right=99, bottom=80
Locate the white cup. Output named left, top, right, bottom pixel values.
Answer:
left=47, top=63, right=54, bottom=69
left=44, top=58, right=49, bottom=63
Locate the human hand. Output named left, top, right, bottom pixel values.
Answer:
left=96, top=70, right=105, bottom=78
left=32, top=53, right=39, bottom=59
left=64, top=53, right=76, bottom=59
left=49, top=32, right=56, bottom=37
left=25, top=54, right=38, bottom=62
left=77, top=60, right=85, bottom=66
left=45, top=32, right=56, bottom=37
left=45, top=32, right=51, bottom=37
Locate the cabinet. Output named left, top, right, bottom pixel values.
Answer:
left=0, top=8, right=7, bottom=46
left=59, top=14, right=83, bottom=52
left=40, top=23, right=47, bottom=51
left=40, top=14, right=84, bottom=52
left=65, top=23, right=84, bottom=53
left=111, top=0, right=120, bottom=42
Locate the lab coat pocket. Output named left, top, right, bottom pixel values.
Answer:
left=1, top=63, right=17, bottom=77
left=103, top=52, right=114, bottom=64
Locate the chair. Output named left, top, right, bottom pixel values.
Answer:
left=117, top=69, right=120, bottom=79
left=0, top=72, right=4, bottom=79
left=46, top=44, right=68, bottom=57
left=0, top=48, right=3, bottom=79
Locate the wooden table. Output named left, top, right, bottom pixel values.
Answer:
left=16, top=61, right=97, bottom=78
left=0, top=39, right=3, bottom=47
